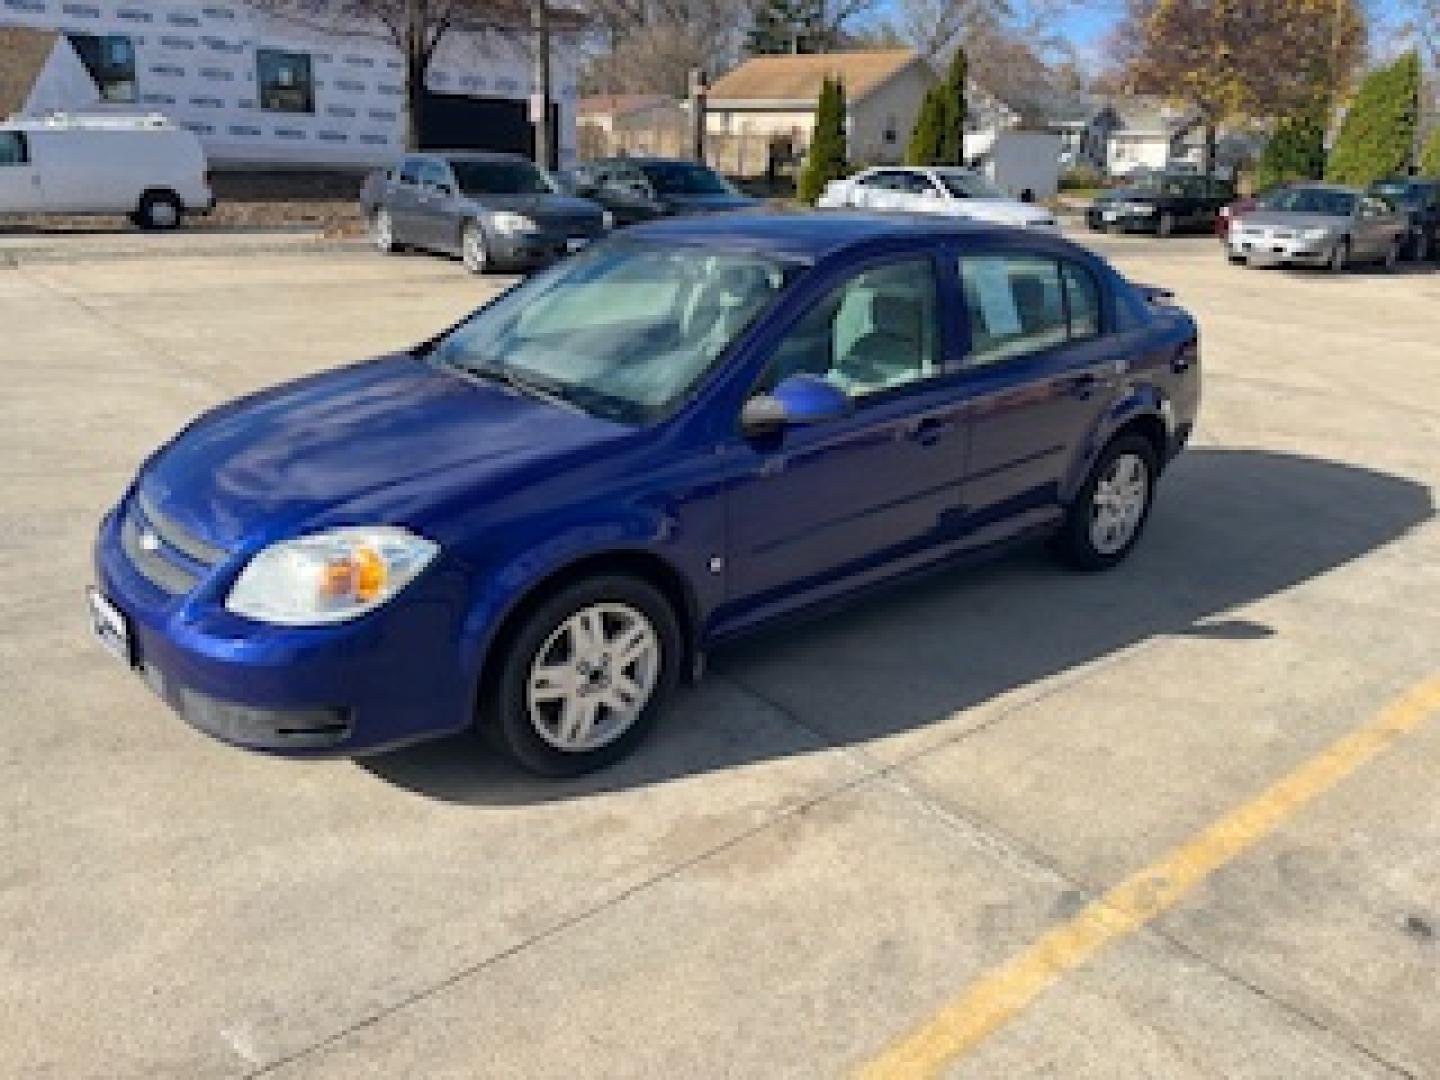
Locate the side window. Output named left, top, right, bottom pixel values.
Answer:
left=761, top=257, right=939, bottom=400
left=1062, top=263, right=1102, bottom=340
left=67, top=34, right=137, bottom=104
left=899, top=171, right=936, bottom=196
left=398, top=158, right=423, bottom=186
left=0, top=132, right=28, bottom=166
left=257, top=49, right=315, bottom=114
left=859, top=171, right=894, bottom=190
left=958, top=255, right=1068, bottom=368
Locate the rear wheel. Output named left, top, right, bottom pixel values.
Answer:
left=484, top=575, right=681, bottom=776
left=1382, top=237, right=1402, bottom=270
left=135, top=191, right=183, bottom=231
left=1328, top=237, right=1350, bottom=273
left=1052, top=434, right=1158, bottom=571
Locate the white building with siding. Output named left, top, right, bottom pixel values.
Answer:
left=0, top=1, right=579, bottom=170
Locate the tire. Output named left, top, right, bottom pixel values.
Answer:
left=484, top=575, right=682, bottom=777
left=1156, top=212, right=1175, bottom=238
left=135, top=191, right=183, bottom=231
left=461, top=221, right=489, bottom=275
left=1226, top=251, right=1246, bottom=266
left=1382, top=237, right=1401, bottom=271
left=371, top=208, right=400, bottom=254
left=1412, top=232, right=1430, bottom=262
left=1052, top=434, right=1159, bottom=572
left=1328, top=237, right=1350, bottom=273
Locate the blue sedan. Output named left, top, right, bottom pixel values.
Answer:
left=90, top=213, right=1200, bottom=776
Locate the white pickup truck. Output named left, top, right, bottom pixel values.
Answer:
left=0, top=113, right=214, bottom=230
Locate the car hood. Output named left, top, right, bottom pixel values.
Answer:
left=138, top=354, right=632, bottom=551
left=1237, top=210, right=1347, bottom=232
left=956, top=199, right=1055, bottom=226
left=657, top=192, right=758, bottom=213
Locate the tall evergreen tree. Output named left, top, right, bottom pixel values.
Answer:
left=1255, top=105, right=1328, bottom=189
left=1421, top=127, right=1440, bottom=177
left=1326, top=51, right=1423, bottom=186
left=937, top=48, right=967, bottom=165
left=906, top=86, right=945, bottom=165
left=798, top=76, right=848, bottom=204
left=904, top=49, right=966, bottom=166
left=746, top=0, right=829, bottom=55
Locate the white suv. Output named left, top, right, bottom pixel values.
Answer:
left=817, top=166, right=1059, bottom=233
left=0, top=113, right=214, bottom=230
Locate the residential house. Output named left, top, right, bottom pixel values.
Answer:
left=0, top=1, right=582, bottom=170
left=1048, top=100, right=1122, bottom=171
left=1104, top=97, right=1203, bottom=176
left=577, top=94, right=688, bottom=158
left=704, top=49, right=933, bottom=177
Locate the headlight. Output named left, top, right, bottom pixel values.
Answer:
left=1132, top=203, right=1157, bottom=215
left=489, top=211, right=536, bottom=234
left=601, top=209, right=615, bottom=231
left=226, top=526, right=439, bottom=626
left=1301, top=228, right=1332, bottom=241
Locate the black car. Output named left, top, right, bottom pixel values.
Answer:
left=1369, top=177, right=1440, bottom=261
left=1087, top=172, right=1236, bottom=237
left=569, top=157, right=757, bottom=228
left=359, top=151, right=608, bottom=274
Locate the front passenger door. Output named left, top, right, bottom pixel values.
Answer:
left=725, top=254, right=968, bottom=616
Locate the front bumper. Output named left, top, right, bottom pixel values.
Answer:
left=490, top=227, right=604, bottom=266
left=91, top=502, right=477, bottom=757
left=1228, top=235, right=1334, bottom=265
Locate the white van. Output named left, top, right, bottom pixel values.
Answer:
left=0, top=114, right=214, bottom=230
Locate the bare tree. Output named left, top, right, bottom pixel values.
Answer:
left=251, top=0, right=540, bottom=150
left=578, top=0, right=750, bottom=96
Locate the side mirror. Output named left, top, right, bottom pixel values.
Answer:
left=741, top=374, right=852, bottom=437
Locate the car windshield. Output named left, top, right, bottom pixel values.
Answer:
left=1264, top=188, right=1356, bottom=216
left=430, top=244, right=796, bottom=424
left=935, top=171, right=1003, bottom=199
left=640, top=162, right=736, bottom=196
left=449, top=159, right=555, bottom=196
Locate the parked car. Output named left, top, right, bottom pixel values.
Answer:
left=90, top=213, right=1199, bottom=776
left=815, top=166, right=1060, bottom=232
left=1225, top=183, right=1408, bottom=271
left=1369, top=177, right=1440, bottom=261
left=360, top=151, right=609, bottom=274
left=1086, top=172, right=1235, bottom=236
left=0, top=113, right=213, bottom=230
left=568, top=157, right=757, bottom=227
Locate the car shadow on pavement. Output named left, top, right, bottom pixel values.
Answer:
left=361, top=447, right=1433, bottom=804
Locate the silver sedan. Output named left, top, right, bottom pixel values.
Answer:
left=1226, top=183, right=1408, bottom=272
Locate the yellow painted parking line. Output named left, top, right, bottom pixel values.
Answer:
left=859, top=674, right=1440, bottom=1079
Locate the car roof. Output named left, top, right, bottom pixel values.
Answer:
left=620, top=210, right=1035, bottom=261
left=1287, top=181, right=1361, bottom=194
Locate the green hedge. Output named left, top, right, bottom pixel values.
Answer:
left=1325, top=51, right=1421, bottom=186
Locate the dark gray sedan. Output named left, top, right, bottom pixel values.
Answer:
left=360, top=152, right=609, bottom=274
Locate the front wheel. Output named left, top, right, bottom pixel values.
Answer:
left=484, top=575, right=682, bottom=777
left=1382, top=237, right=1402, bottom=270
left=135, top=191, right=183, bottom=231
left=372, top=208, right=400, bottom=254
left=461, top=221, right=489, bottom=275
left=1329, top=237, right=1350, bottom=273
left=1052, top=435, right=1159, bottom=571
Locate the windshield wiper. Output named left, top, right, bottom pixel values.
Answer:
left=443, top=356, right=587, bottom=413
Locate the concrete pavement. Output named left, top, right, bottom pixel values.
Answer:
left=1, top=235, right=1437, bottom=1078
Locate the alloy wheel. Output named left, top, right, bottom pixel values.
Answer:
left=373, top=210, right=394, bottom=253
left=526, top=603, right=660, bottom=753
left=1089, top=452, right=1150, bottom=555
left=462, top=224, right=488, bottom=274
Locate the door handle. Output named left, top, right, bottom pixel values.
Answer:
left=905, top=416, right=955, bottom=446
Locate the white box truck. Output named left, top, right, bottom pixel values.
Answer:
left=0, top=113, right=214, bottom=230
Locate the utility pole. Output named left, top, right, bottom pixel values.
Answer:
left=531, top=0, right=553, bottom=170
left=688, top=68, right=707, bottom=164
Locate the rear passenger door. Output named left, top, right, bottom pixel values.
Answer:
left=413, top=158, right=459, bottom=251
left=387, top=158, right=426, bottom=245
left=0, top=131, right=43, bottom=214
left=953, top=249, right=1122, bottom=535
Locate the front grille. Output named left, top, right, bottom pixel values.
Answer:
left=120, top=493, right=227, bottom=596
